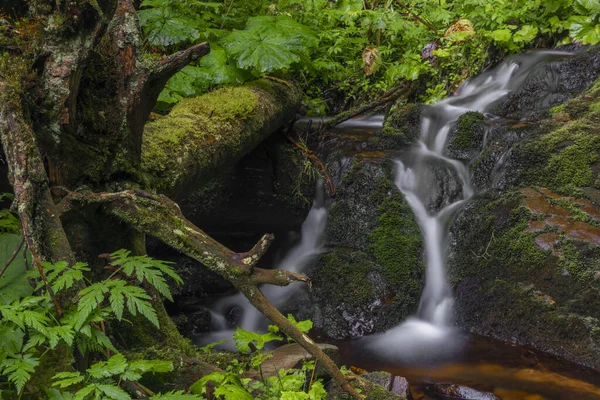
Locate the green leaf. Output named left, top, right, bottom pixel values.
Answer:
left=570, top=17, right=600, bottom=44
left=52, top=371, right=84, bottom=389
left=213, top=384, right=254, bottom=400
left=122, top=359, right=173, bottom=381
left=150, top=391, right=203, bottom=400
left=199, top=339, right=228, bottom=353
left=287, top=314, right=312, bottom=333
left=0, top=353, right=39, bottom=394
left=0, top=323, right=24, bottom=355
left=223, top=30, right=301, bottom=73
left=514, top=24, right=539, bottom=42
left=86, top=354, right=127, bottom=379
left=0, top=234, right=32, bottom=305
left=73, top=384, right=95, bottom=400
left=309, top=381, right=328, bottom=400
left=233, top=327, right=282, bottom=352
left=189, top=372, right=227, bottom=394
left=281, top=392, right=309, bottom=400
left=138, top=7, right=200, bottom=47
left=489, top=28, right=512, bottom=42
left=96, top=384, right=131, bottom=400
left=76, top=282, right=110, bottom=329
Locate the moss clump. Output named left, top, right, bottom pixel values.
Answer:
left=517, top=77, right=600, bottom=195
left=142, top=79, right=301, bottom=196
left=452, top=111, right=484, bottom=150
left=311, top=251, right=376, bottom=307
left=368, top=198, right=422, bottom=286
left=380, top=103, right=422, bottom=144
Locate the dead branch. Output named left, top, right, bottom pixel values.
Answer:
left=395, top=0, right=437, bottom=32
left=57, top=187, right=363, bottom=399
left=284, top=134, right=336, bottom=196
left=322, top=84, right=409, bottom=131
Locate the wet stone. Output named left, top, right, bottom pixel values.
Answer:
left=423, top=383, right=500, bottom=400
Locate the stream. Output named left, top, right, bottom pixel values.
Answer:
left=193, top=50, right=600, bottom=399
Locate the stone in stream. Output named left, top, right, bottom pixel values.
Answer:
left=423, top=383, right=500, bottom=400
left=361, top=371, right=414, bottom=399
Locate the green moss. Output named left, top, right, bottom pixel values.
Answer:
left=368, top=198, right=422, bottom=286
left=452, top=111, right=484, bottom=150
left=312, top=251, right=376, bottom=307
left=516, top=77, right=600, bottom=195
left=142, top=79, right=300, bottom=195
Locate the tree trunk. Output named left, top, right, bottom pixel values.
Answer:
left=0, top=1, right=362, bottom=398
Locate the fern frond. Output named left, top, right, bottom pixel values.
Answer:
left=0, top=353, right=39, bottom=394
left=87, top=354, right=127, bottom=379
left=122, top=359, right=173, bottom=381
left=52, top=371, right=84, bottom=388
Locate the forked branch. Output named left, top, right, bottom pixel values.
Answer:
left=57, top=188, right=363, bottom=399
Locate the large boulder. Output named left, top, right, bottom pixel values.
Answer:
left=306, top=148, right=424, bottom=339
left=448, top=46, right=600, bottom=370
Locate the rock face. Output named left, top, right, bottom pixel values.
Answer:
left=310, top=45, right=600, bottom=370
left=307, top=149, right=424, bottom=339
left=448, top=46, right=600, bottom=370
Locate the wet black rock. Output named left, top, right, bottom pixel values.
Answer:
left=306, top=152, right=423, bottom=339
left=423, top=383, right=499, bottom=400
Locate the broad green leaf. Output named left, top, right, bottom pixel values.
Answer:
left=287, top=314, right=313, bottom=333
left=189, top=372, right=227, bottom=394
left=213, top=384, right=253, bottom=400
left=233, top=327, right=282, bottom=352
left=514, top=25, right=539, bottom=42
left=223, top=30, right=301, bottom=73
left=570, top=17, right=600, bottom=44
left=489, top=28, right=512, bottom=42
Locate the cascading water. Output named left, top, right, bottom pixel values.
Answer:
left=196, top=184, right=328, bottom=346
left=366, top=51, right=571, bottom=362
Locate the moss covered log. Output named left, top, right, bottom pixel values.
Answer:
left=142, top=79, right=302, bottom=198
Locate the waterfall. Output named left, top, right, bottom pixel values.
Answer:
left=367, top=50, right=571, bottom=363
left=196, top=184, right=328, bottom=347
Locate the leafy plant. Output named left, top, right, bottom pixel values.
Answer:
left=0, top=250, right=184, bottom=397
left=189, top=315, right=325, bottom=400
left=140, top=0, right=600, bottom=113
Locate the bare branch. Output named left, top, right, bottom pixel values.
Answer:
left=149, top=42, right=211, bottom=83
left=57, top=187, right=363, bottom=398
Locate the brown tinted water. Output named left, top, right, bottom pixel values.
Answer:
left=332, top=335, right=600, bottom=400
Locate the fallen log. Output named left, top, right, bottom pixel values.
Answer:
left=142, top=79, right=302, bottom=198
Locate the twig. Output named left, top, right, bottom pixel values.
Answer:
left=322, top=84, right=409, bottom=131
left=284, top=135, right=336, bottom=196
left=0, top=235, right=24, bottom=279
left=395, top=0, right=437, bottom=32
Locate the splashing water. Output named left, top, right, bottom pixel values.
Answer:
left=366, top=51, right=571, bottom=363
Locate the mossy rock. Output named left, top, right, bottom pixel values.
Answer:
left=379, top=103, right=422, bottom=146
left=309, top=154, right=423, bottom=339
